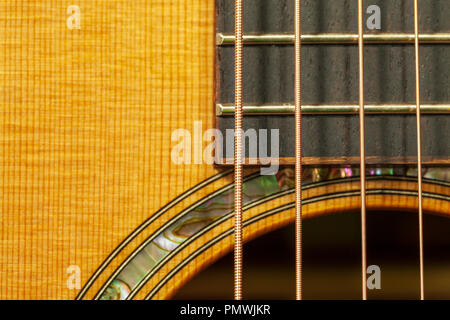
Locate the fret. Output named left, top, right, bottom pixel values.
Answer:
left=217, top=156, right=450, bottom=166
left=217, top=104, right=450, bottom=116
left=217, top=33, right=450, bottom=45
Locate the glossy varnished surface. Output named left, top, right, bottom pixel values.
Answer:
left=0, top=0, right=217, bottom=299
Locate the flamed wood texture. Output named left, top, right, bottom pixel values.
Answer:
left=0, top=0, right=217, bottom=299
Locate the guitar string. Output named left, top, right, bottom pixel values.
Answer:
left=414, top=0, right=425, bottom=300
left=234, top=0, right=244, bottom=301
left=357, top=0, right=368, bottom=300
left=295, top=0, right=303, bottom=301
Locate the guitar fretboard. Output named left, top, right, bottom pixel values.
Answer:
left=214, top=0, right=450, bottom=165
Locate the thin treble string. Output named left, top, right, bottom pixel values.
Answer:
left=234, top=0, right=244, bottom=301
left=357, top=0, right=368, bottom=300
left=294, top=0, right=303, bottom=301
left=413, top=0, right=425, bottom=300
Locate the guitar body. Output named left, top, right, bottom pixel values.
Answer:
left=0, top=0, right=217, bottom=299
left=0, top=0, right=448, bottom=300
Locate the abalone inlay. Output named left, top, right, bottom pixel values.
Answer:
left=99, top=166, right=449, bottom=300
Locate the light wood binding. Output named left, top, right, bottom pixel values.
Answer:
left=0, top=1, right=448, bottom=300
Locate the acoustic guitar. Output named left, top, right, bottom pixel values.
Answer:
left=0, top=0, right=448, bottom=300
